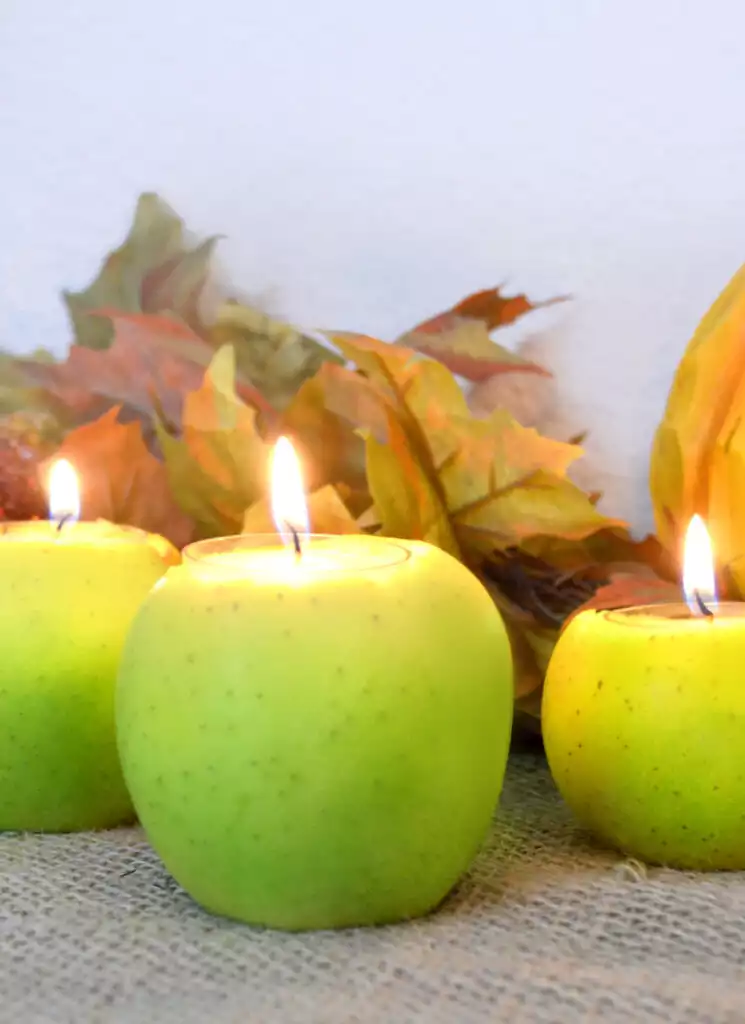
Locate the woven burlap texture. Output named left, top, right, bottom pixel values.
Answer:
left=1, top=750, right=744, bottom=1024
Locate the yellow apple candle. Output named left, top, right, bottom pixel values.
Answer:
left=117, top=438, right=514, bottom=931
left=543, top=515, right=745, bottom=869
left=0, top=459, right=178, bottom=832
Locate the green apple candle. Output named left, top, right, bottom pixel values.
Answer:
left=117, top=438, right=513, bottom=931
left=0, top=459, right=178, bottom=832
left=543, top=515, right=745, bottom=869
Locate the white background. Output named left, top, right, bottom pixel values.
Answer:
left=2, top=0, right=744, bottom=532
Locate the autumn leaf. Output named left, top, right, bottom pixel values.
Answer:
left=242, top=484, right=361, bottom=536
left=396, top=286, right=566, bottom=383
left=366, top=405, right=459, bottom=556
left=565, top=569, right=681, bottom=627
left=478, top=564, right=564, bottom=714
left=502, top=619, right=549, bottom=704
left=330, top=332, right=423, bottom=389
left=51, top=406, right=195, bottom=547
left=466, top=337, right=557, bottom=427
left=0, top=349, right=62, bottom=422
left=314, top=360, right=392, bottom=444
left=399, top=318, right=550, bottom=383
left=17, top=312, right=272, bottom=433
left=276, top=373, right=370, bottom=517
left=454, top=473, right=620, bottom=557
left=326, top=335, right=461, bottom=551
left=211, top=301, right=343, bottom=410
left=417, top=286, right=567, bottom=333
left=650, top=263, right=745, bottom=559
left=156, top=428, right=235, bottom=538
left=516, top=529, right=677, bottom=590
left=157, top=345, right=272, bottom=537
left=324, top=332, right=622, bottom=557
left=63, top=193, right=219, bottom=349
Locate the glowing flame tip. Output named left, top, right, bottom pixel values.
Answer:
left=683, top=514, right=717, bottom=616
left=48, top=459, right=81, bottom=525
left=270, top=437, right=309, bottom=552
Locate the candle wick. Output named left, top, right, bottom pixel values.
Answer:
left=694, top=589, right=714, bottom=618
left=290, top=524, right=302, bottom=558
left=55, top=514, right=73, bottom=534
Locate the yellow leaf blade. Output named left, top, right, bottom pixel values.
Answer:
left=651, top=263, right=745, bottom=553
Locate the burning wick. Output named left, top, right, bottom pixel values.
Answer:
left=289, top=524, right=302, bottom=558
left=683, top=515, right=717, bottom=618
left=48, top=460, right=80, bottom=535
left=693, top=589, right=714, bottom=619
left=55, top=513, right=74, bottom=534
left=271, top=437, right=309, bottom=558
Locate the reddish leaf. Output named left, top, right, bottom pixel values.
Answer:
left=565, top=570, right=681, bottom=627
left=19, top=312, right=272, bottom=432
left=52, top=406, right=195, bottom=547
left=416, top=287, right=568, bottom=334
left=395, top=287, right=568, bottom=383
left=395, top=288, right=567, bottom=385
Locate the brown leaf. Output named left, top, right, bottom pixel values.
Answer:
left=466, top=355, right=556, bottom=426
left=479, top=568, right=560, bottom=706
left=420, top=286, right=568, bottom=333
left=503, top=620, right=545, bottom=703
left=399, top=317, right=552, bottom=383
left=566, top=570, right=681, bottom=626
left=242, top=484, right=361, bottom=536
left=19, top=312, right=272, bottom=433
left=396, top=287, right=566, bottom=383
left=520, top=528, right=676, bottom=579
left=63, top=193, right=218, bottom=349
left=51, top=406, right=194, bottom=547
left=506, top=620, right=558, bottom=703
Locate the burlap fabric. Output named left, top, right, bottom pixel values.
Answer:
left=1, top=747, right=744, bottom=1024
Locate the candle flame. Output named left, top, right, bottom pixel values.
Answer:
left=270, top=437, right=309, bottom=553
left=682, top=514, right=717, bottom=616
left=48, top=459, right=81, bottom=526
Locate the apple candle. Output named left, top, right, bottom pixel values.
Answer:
left=0, top=459, right=178, bottom=832
left=543, top=515, right=745, bottom=869
left=116, top=438, right=514, bottom=931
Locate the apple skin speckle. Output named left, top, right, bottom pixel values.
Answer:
left=543, top=608, right=745, bottom=869
left=117, top=540, right=514, bottom=930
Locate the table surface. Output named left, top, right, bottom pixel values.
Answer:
left=1, top=746, right=744, bottom=1024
